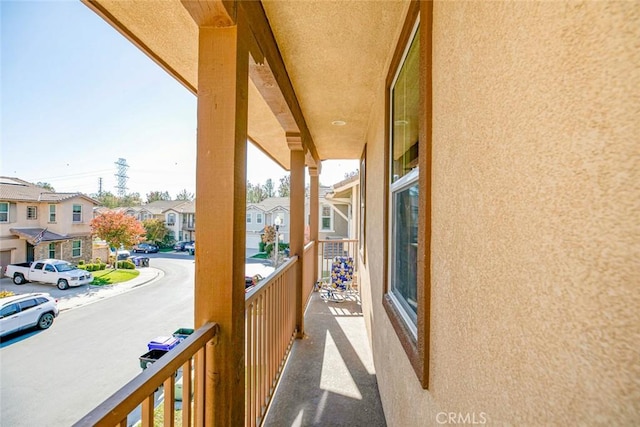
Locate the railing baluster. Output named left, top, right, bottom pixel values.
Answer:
left=163, top=375, right=175, bottom=427
left=182, top=358, right=192, bottom=427
left=141, top=394, right=154, bottom=427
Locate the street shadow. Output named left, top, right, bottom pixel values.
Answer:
left=0, top=327, right=44, bottom=348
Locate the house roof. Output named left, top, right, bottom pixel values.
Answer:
left=143, top=200, right=191, bottom=214
left=10, top=227, right=72, bottom=245
left=248, top=197, right=290, bottom=213
left=0, top=176, right=98, bottom=205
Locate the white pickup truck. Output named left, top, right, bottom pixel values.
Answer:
left=4, top=259, right=93, bottom=290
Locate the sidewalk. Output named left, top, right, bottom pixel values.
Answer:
left=0, top=267, right=163, bottom=312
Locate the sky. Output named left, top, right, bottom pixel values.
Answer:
left=1, top=1, right=357, bottom=199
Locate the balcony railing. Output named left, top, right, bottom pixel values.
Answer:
left=74, top=239, right=352, bottom=426
left=245, top=256, right=298, bottom=427
left=73, top=322, right=220, bottom=427
left=317, top=239, right=358, bottom=286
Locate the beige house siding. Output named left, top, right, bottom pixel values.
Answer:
left=361, top=2, right=639, bottom=426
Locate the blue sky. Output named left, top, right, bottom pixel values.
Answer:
left=1, top=1, right=356, bottom=198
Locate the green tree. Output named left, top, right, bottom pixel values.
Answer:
left=120, top=192, right=142, bottom=207
left=146, top=191, right=170, bottom=203
left=263, top=179, right=275, bottom=198
left=35, top=182, right=55, bottom=191
left=278, top=175, right=290, bottom=197
left=176, top=189, right=194, bottom=201
left=247, top=181, right=266, bottom=203
left=142, top=218, right=168, bottom=246
left=92, top=191, right=119, bottom=208
left=90, top=211, right=145, bottom=269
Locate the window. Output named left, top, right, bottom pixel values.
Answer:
left=256, top=213, right=263, bottom=224
left=48, top=243, right=56, bottom=258
left=167, top=213, right=176, bottom=225
left=72, top=240, right=82, bottom=257
left=360, top=146, right=367, bottom=262
left=49, top=205, right=56, bottom=222
left=0, top=304, right=19, bottom=318
left=19, top=299, right=37, bottom=311
left=27, top=206, right=37, bottom=220
left=45, top=264, right=55, bottom=272
left=0, top=203, right=7, bottom=222
left=72, top=204, right=82, bottom=222
left=246, top=213, right=252, bottom=223
left=321, top=205, right=333, bottom=231
left=383, top=1, right=430, bottom=389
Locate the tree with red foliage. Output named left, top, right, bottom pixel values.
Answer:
left=91, top=211, right=146, bottom=268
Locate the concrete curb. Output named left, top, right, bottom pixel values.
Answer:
left=55, top=268, right=164, bottom=312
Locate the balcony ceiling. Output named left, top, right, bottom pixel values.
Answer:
left=85, top=0, right=409, bottom=169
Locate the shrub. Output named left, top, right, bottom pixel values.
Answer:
left=258, top=241, right=266, bottom=252
left=98, top=262, right=107, bottom=271
left=0, top=290, right=15, bottom=298
left=95, top=257, right=102, bottom=264
left=78, top=260, right=85, bottom=265
left=117, top=260, right=136, bottom=269
left=77, top=264, right=87, bottom=270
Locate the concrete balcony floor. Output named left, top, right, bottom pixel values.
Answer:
left=263, top=290, right=387, bottom=426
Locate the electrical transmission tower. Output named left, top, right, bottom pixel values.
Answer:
left=114, top=158, right=129, bottom=197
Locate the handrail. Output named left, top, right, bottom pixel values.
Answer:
left=73, top=322, right=220, bottom=427
left=245, top=255, right=298, bottom=304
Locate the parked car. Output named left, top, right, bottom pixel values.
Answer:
left=185, top=242, right=195, bottom=255
left=110, top=247, right=131, bottom=260
left=0, top=293, right=59, bottom=337
left=173, top=241, right=193, bottom=251
left=4, top=259, right=93, bottom=290
left=133, top=243, right=158, bottom=253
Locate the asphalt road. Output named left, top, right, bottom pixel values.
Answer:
left=0, top=254, right=195, bottom=427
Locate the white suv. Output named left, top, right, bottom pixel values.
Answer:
left=0, top=293, right=59, bottom=338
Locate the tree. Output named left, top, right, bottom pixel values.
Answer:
left=92, top=191, right=120, bottom=208
left=176, top=189, right=194, bottom=201
left=344, top=170, right=358, bottom=179
left=35, top=182, right=55, bottom=191
left=247, top=181, right=266, bottom=203
left=146, top=191, right=170, bottom=203
left=143, top=218, right=168, bottom=246
left=90, top=211, right=145, bottom=268
left=120, top=192, right=142, bottom=207
left=263, top=179, right=275, bottom=198
left=278, top=175, right=290, bottom=197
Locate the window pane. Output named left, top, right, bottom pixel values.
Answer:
left=0, top=203, right=7, bottom=222
left=73, top=205, right=82, bottom=222
left=391, top=181, right=419, bottom=325
left=391, top=29, right=420, bottom=183
left=322, top=218, right=331, bottom=230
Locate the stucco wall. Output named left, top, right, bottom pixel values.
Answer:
left=361, top=1, right=640, bottom=426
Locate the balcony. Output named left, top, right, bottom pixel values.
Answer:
left=73, top=239, right=383, bottom=426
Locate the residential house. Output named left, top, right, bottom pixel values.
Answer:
left=0, top=177, right=98, bottom=268
left=246, top=197, right=289, bottom=249
left=77, top=2, right=639, bottom=426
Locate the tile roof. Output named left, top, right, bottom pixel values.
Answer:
left=0, top=176, right=98, bottom=204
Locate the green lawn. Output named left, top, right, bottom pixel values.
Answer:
left=91, top=268, right=140, bottom=286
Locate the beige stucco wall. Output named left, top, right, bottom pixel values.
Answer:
left=361, top=1, right=640, bottom=426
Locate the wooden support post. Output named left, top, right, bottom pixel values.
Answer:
left=191, top=7, right=248, bottom=425
left=287, top=133, right=306, bottom=338
left=309, top=165, right=320, bottom=283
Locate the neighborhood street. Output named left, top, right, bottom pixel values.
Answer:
left=0, top=255, right=195, bottom=427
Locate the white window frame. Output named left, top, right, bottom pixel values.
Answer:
left=256, top=213, right=263, bottom=224
left=246, top=213, right=252, bottom=224
left=49, top=204, right=56, bottom=223
left=387, top=18, right=420, bottom=338
left=72, top=204, right=82, bottom=222
left=27, top=206, right=37, bottom=220
left=0, top=203, right=8, bottom=222
left=72, top=240, right=82, bottom=257
left=321, top=204, right=333, bottom=231
left=48, top=242, right=56, bottom=259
